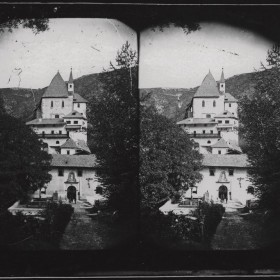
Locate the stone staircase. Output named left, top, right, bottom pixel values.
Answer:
left=222, top=200, right=245, bottom=212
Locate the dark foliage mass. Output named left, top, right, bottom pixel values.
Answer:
left=239, top=43, right=280, bottom=248
left=0, top=202, right=73, bottom=250
left=87, top=42, right=138, bottom=216
left=141, top=202, right=224, bottom=249
left=140, top=102, right=202, bottom=211
left=0, top=101, right=52, bottom=211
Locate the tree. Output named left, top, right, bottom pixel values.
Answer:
left=0, top=109, right=52, bottom=211
left=0, top=18, right=49, bottom=34
left=87, top=42, right=138, bottom=216
left=140, top=102, right=202, bottom=212
left=239, top=43, right=280, bottom=216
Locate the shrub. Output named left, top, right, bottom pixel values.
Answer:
left=193, top=202, right=225, bottom=243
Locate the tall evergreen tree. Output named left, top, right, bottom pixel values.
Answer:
left=140, top=103, right=202, bottom=212
left=239, top=43, right=280, bottom=215
left=87, top=42, right=138, bottom=215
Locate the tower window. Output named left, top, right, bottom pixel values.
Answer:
left=221, top=84, right=224, bottom=88
left=51, top=101, right=53, bottom=108
left=69, top=84, right=72, bottom=88
left=213, top=100, right=216, bottom=107
left=202, top=100, right=205, bottom=107
left=62, top=101, right=64, bottom=108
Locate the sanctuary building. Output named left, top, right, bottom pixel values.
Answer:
left=177, top=70, right=254, bottom=205
left=26, top=70, right=101, bottom=202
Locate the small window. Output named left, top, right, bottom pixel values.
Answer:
left=78, top=103, right=80, bottom=108
left=51, top=130, right=54, bottom=134
left=229, top=168, right=234, bottom=176
left=202, top=100, right=205, bottom=107
left=225, top=120, right=230, bottom=124
left=221, top=84, right=224, bottom=88
left=206, top=114, right=211, bottom=118
left=210, top=130, right=213, bottom=134
left=213, top=100, right=216, bottom=107
left=77, top=170, right=83, bottom=177
left=209, top=168, right=215, bottom=176
left=207, top=140, right=211, bottom=144
left=73, top=112, right=76, bottom=115
left=67, top=150, right=70, bottom=155
left=55, top=114, right=59, bottom=118
left=218, top=150, right=221, bottom=154
left=218, top=120, right=222, bottom=124
left=203, top=130, right=205, bottom=134
left=58, top=169, right=64, bottom=176
left=69, top=84, right=72, bottom=88
left=42, top=131, right=45, bottom=134
left=67, top=121, right=71, bottom=124
left=59, top=130, right=62, bottom=134
left=51, top=101, right=53, bottom=108
left=56, top=141, right=59, bottom=144
left=74, top=121, right=78, bottom=124
left=62, top=101, right=64, bottom=108
left=229, top=103, right=232, bottom=108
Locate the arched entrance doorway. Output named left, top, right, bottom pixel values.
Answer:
left=67, top=185, right=77, bottom=203
left=219, top=185, right=228, bottom=203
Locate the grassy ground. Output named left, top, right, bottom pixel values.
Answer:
left=211, top=211, right=265, bottom=250
left=60, top=204, right=138, bottom=250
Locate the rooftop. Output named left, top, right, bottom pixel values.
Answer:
left=42, top=72, right=69, bottom=98
left=210, top=138, right=230, bottom=148
left=51, top=154, right=97, bottom=168
left=224, top=92, right=237, bottom=103
left=73, top=93, right=88, bottom=103
left=194, top=71, right=222, bottom=98
left=177, top=118, right=217, bottom=125
left=64, top=110, right=86, bottom=119
left=60, top=138, right=78, bottom=149
left=26, top=118, right=66, bottom=125
left=202, top=154, right=249, bottom=168
left=215, top=110, right=237, bottom=119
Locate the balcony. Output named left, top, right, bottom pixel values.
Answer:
left=188, top=133, right=220, bottom=138
left=37, top=133, right=69, bottom=139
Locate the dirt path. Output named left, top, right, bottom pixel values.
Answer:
left=211, top=210, right=262, bottom=250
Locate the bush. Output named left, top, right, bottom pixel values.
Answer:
left=0, top=201, right=73, bottom=250
left=193, top=202, right=225, bottom=243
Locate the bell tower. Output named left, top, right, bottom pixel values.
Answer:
left=219, top=68, right=225, bottom=94
left=68, top=68, right=74, bottom=95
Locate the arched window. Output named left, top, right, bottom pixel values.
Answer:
left=51, top=101, right=53, bottom=108
left=202, top=100, right=205, bottom=107
left=213, top=100, right=216, bottom=107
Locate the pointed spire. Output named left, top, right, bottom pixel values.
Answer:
left=220, top=67, right=225, bottom=83
left=69, top=67, right=74, bottom=83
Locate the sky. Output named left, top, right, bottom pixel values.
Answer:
left=139, top=22, right=273, bottom=89
left=0, top=18, right=137, bottom=89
